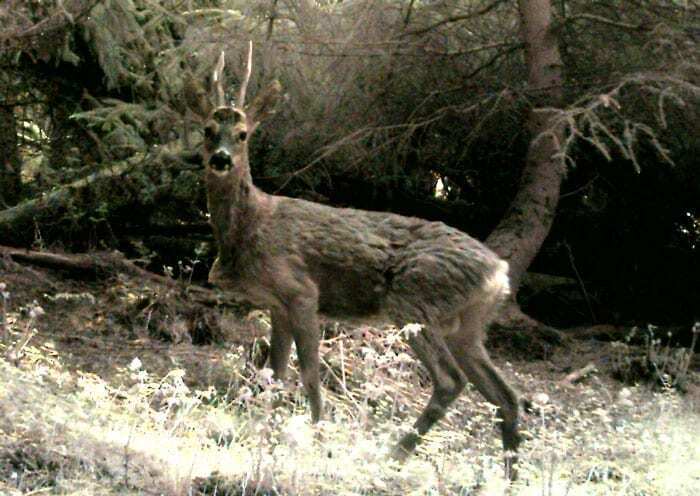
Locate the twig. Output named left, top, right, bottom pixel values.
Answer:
left=402, top=0, right=508, bottom=37
left=0, top=284, right=7, bottom=344
left=403, top=0, right=416, bottom=28
left=564, top=13, right=649, bottom=32
left=558, top=363, right=596, bottom=385
left=560, top=173, right=600, bottom=199
left=564, top=241, right=596, bottom=323
left=266, top=0, right=278, bottom=41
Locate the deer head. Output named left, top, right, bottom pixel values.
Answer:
left=187, top=44, right=282, bottom=186
left=187, top=44, right=283, bottom=275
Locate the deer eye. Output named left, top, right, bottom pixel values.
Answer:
left=238, top=131, right=247, bottom=142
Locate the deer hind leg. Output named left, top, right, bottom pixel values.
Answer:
left=269, top=309, right=294, bottom=380
left=392, top=324, right=467, bottom=462
left=446, top=310, right=521, bottom=479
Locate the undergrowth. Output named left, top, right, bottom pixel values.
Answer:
left=0, top=277, right=698, bottom=495
left=611, top=324, right=699, bottom=392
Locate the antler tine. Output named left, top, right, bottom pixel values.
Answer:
left=238, top=40, right=253, bottom=108
left=213, top=50, right=226, bottom=107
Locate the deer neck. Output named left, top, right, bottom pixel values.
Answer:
left=205, top=162, right=268, bottom=261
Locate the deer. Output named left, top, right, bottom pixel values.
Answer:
left=188, top=45, right=523, bottom=479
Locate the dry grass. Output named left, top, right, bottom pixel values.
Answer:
left=0, top=265, right=698, bottom=495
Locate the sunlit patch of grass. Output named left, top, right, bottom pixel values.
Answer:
left=515, top=383, right=699, bottom=495
left=0, top=332, right=512, bottom=495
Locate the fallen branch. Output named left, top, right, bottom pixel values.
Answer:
left=0, top=245, right=233, bottom=309
left=558, top=362, right=597, bottom=386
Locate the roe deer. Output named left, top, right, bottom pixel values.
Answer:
left=191, top=47, right=522, bottom=478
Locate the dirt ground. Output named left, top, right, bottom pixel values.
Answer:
left=0, top=254, right=645, bottom=385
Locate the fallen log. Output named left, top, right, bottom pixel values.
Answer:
left=0, top=245, right=233, bottom=309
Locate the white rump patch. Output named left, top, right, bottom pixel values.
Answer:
left=460, top=259, right=510, bottom=328
left=484, top=259, right=511, bottom=300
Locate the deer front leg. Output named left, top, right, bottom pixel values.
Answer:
left=269, top=309, right=294, bottom=380
left=285, top=295, right=323, bottom=423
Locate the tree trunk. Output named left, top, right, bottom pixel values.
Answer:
left=486, top=0, right=566, bottom=333
left=0, top=103, right=22, bottom=207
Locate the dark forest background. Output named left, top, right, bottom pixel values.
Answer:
left=0, top=0, right=698, bottom=332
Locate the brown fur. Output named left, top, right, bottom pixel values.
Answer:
left=192, top=51, right=522, bottom=479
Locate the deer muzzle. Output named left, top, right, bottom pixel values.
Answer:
left=209, top=149, right=232, bottom=171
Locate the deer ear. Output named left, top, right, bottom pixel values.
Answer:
left=246, top=80, right=282, bottom=127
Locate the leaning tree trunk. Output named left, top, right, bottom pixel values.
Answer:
left=486, top=0, right=566, bottom=332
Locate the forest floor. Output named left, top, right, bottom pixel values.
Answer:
left=0, top=257, right=698, bottom=496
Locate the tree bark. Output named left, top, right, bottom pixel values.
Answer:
left=486, top=0, right=566, bottom=332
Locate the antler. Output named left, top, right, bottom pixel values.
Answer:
left=238, top=40, right=253, bottom=108
left=213, top=51, right=226, bottom=107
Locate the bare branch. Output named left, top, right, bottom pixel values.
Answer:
left=440, top=40, right=520, bottom=55
left=181, top=8, right=241, bottom=18
left=539, top=72, right=699, bottom=172
left=269, top=92, right=504, bottom=191
left=464, top=43, right=524, bottom=79
left=564, top=13, right=649, bottom=32
left=558, top=363, right=597, bottom=386
left=402, top=0, right=508, bottom=37
left=266, top=0, right=279, bottom=41
left=403, top=0, right=416, bottom=28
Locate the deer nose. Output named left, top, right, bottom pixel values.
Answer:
left=209, top=150, right=232, bottom=171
